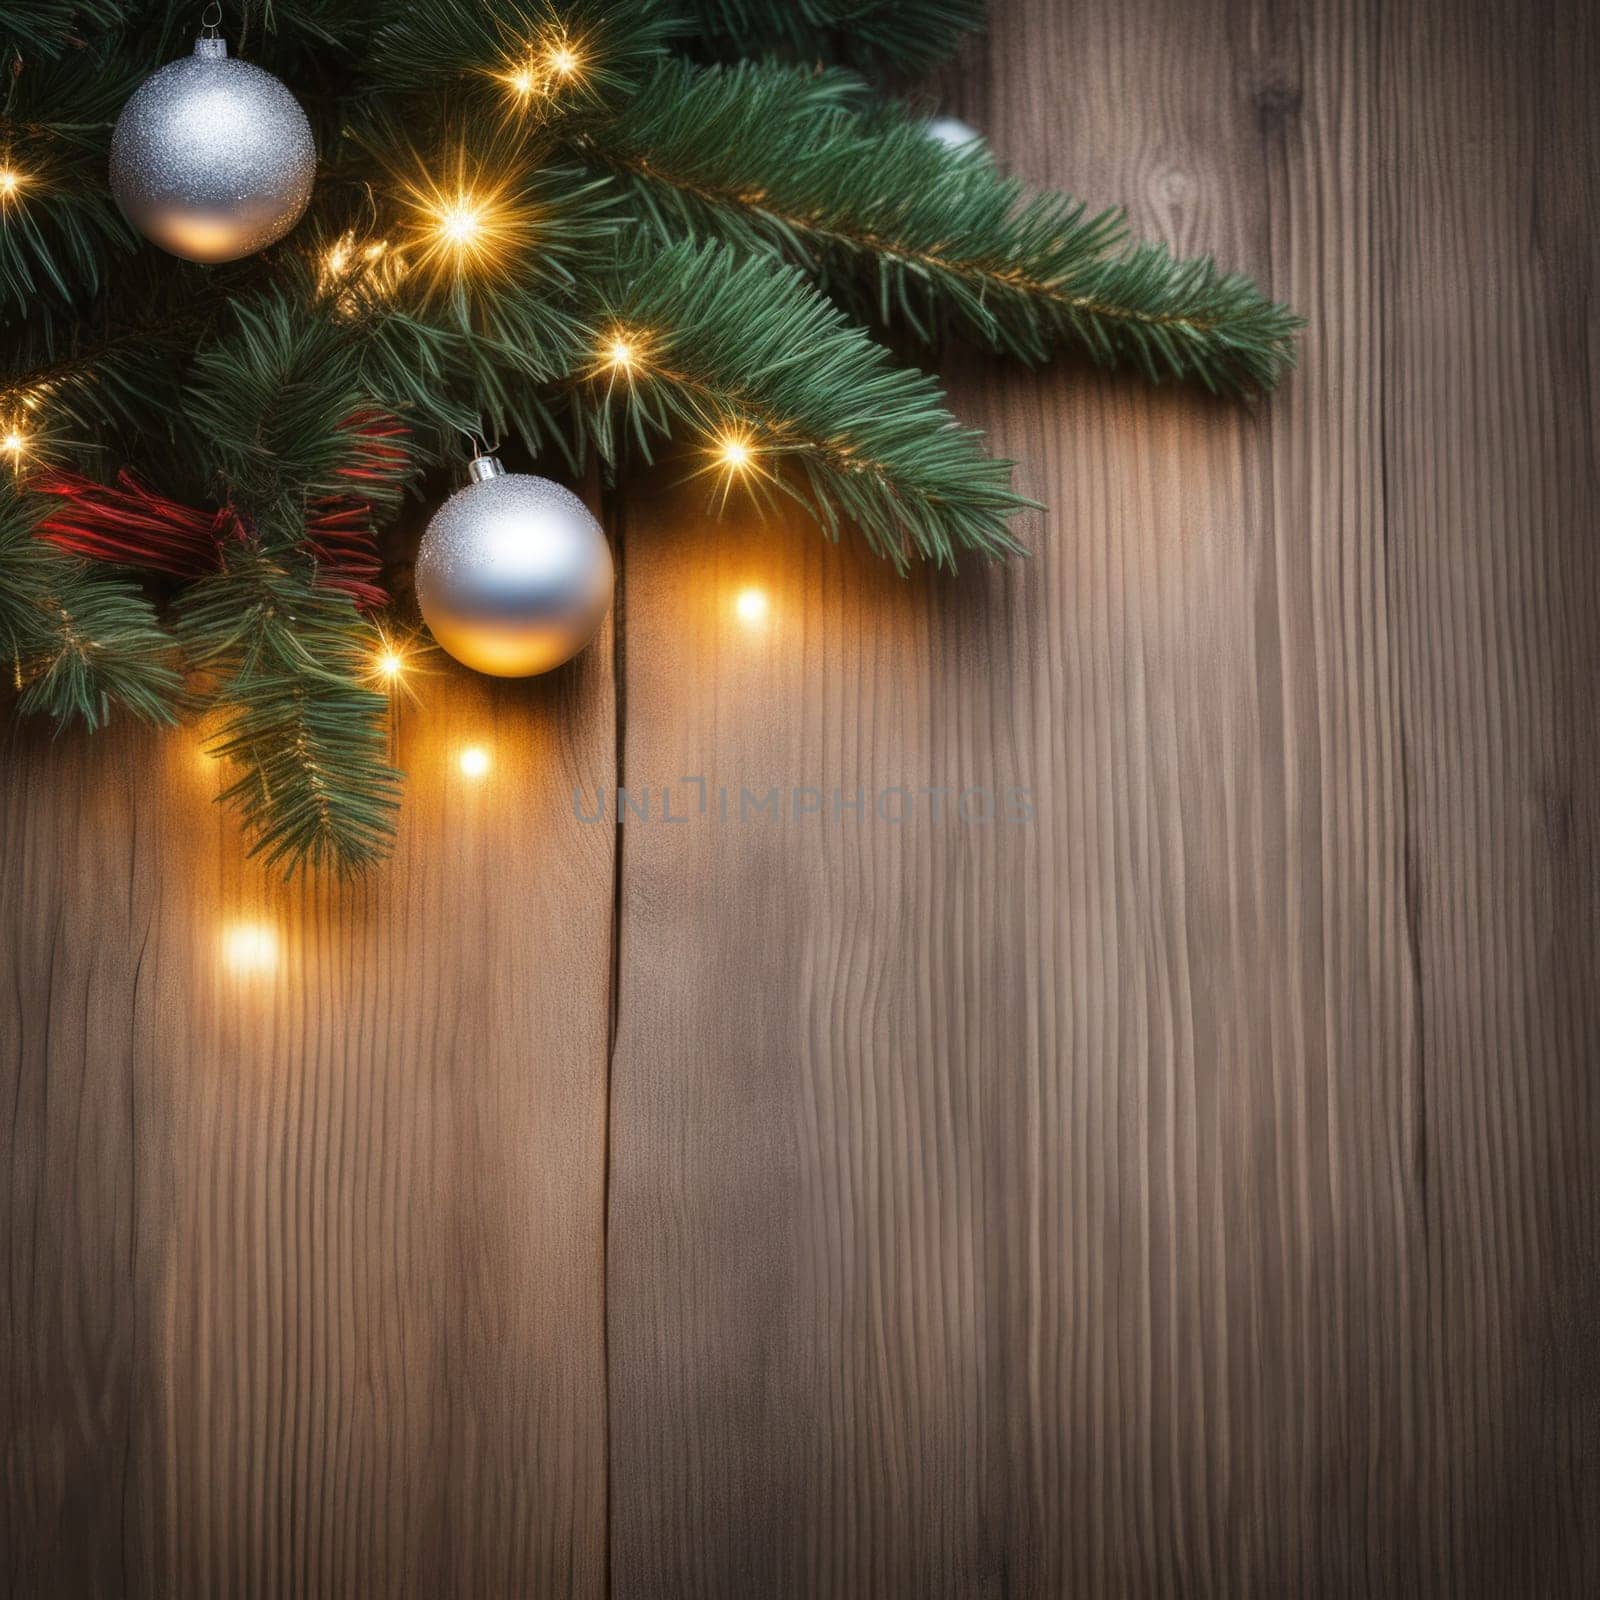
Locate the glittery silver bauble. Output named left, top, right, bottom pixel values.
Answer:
left=110, top=36, right=315, bottom=263
left=416, top=460, right=614, bottom=678
left=924, top=115, right=988, bottom=156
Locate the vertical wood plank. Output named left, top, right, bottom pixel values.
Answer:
left=1381, top=2, right=1600, bottom=1591
left=0, top=718, right=150, bottom=1599
left=606, top=0, right=1434, bottom=1591
left=0, top=597, right=614, bottom=1595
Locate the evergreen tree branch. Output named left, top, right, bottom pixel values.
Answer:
left=0, top=1, right=130, bottom=61
left=0, top=480, right=180, bottom=729
left=175, top=545, right=399, bottom=876
left=669, top=0, right=984, bottom=76
left=186, top=286, right=419, bottom=518
left=365, top=0, right=677, bottom=107
left=334, top=127, right=619, bottom=456
left=591, top=60, right=1302, bottom=392
left=0, top=43, right=144, bottom=317
left=580, top=239, right=1030, bottom=568
left=173, top=289, right=417, bottom=875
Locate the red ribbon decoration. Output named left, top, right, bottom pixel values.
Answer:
left=32, top=411, right=410, bottom=613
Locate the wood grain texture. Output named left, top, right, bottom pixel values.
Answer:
left=606, top=0, right=1596, bottom=1595
left=4, top=1, right=1599, bottom=1595
left=1381, top=1, right=1600, bottom=1590
left=0, top=595, right=615, bottom=1596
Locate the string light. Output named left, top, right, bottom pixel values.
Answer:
left=439, top=201, right=482, bottom=245
left=222, top=921, right=279, bottom=976
left=365, top=628, right=430, bottom=705
left=698, top=427, right=775, bottom=512
left=0, top=169, right=20, bottom=202
left=398, top=158, right=530, bottom=288
left=590, top=329, right=654, bottom=395
left=320, top=232, right=407, bottom=315
left=499, top=31, right=584, bottom=104
left=459, top=746, right=491, bottom=779
left=734, top=587, right=770, bottom=626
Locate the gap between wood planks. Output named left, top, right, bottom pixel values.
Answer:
left=600, top=473, right=627, bottom=1600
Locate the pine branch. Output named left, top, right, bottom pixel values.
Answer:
left=670, top=0, right=984, bottom=76
left=1, top=248, right=277, bottom=461
left=365, top=0, right=677, bottom=107
left=174, top=290, right=416, bottom=874
left=175, top=544, right=400, bottom=876
left=333, top=129, right=618, bottom=456
left=580, top=238, right=1030, bottom=568
left=592, top=60, right=1303, bottom=392
left=0, top=43, right=143, bottom=317
left=186, top=287, right=419, bottom=519
left=0, top=479, right=180, bottom=729
left=0, top=1, right=130, bottom=61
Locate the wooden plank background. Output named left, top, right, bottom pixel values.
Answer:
left=3, top=0, right=1597, bottom=1594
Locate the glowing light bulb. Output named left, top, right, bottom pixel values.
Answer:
left=459, top=746, right=491, bottom=779
left=2, top=430, right=23, bottom=455
left=608, top=339, right=633, bottom=368
left=720, top=437, right=751, bottom=470
left=734, top=587, right=770, bottom=626
left=440, top=203, right=482, bottom=245
left=377, top=650, right=404, bottom=680
left=222, top=921, right=279, bottom=976
left=509, top=67, right=536, bottom=96
left=548, top=45, right=579, bottom=77
left=0, top=170, right=18, bottom=198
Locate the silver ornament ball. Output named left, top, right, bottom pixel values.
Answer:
left=110, top=36, right=315, bottom=263
left=416, top=461, right=614, bottom=678
left=924, top=115, right=988, bottom=156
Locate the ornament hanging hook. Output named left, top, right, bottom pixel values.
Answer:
left=199, top=2, right=223, bottom=38
left=462, top=426, right=502, bottom=463
left=461, top=428, right=506, bottom=483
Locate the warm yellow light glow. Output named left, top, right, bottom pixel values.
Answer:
left=363, top=629, right=429, bottom=704
left=319, top=232, right=407, bottom=316
left=439, top=202, right=483, bottom=245
left=459, top=746, right=491, bottom=779
left=696, top=427, right=775, bottom=513
left=0, top=170, right=19, bottom=199
left=590, top=329, right=651, bottom=390
left=734, top=587, right=770, bottom=626
left=222, top=921, right=279, bottom=976
left=500, top=27, right=584, bottom=101
left=2, top=430, right=23, bottom=455
left=398, top=160, right=530, bottom=289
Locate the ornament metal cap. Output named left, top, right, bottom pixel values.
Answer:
left=196, top=1, right=225, bottom=57
left=467, top=455, right=507, bottom=483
